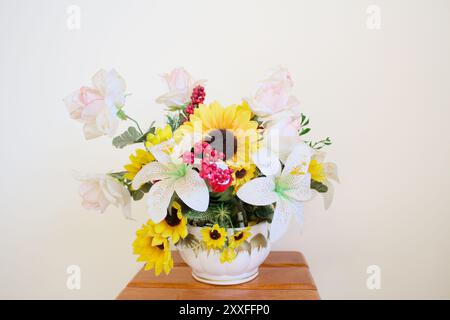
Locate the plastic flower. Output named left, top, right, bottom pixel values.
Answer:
left=155, top=67, right=206, bottom=107
left=131, top=147, right=209, bottom=223
left=230, top=164, right=256, bottom=192
left=76, top=172, right=132, bottom=219
left=124, top=149, right=155, bottom=181
left=133, top=223, right=173, bottom=275
left=145, top=125, right=173, bottom=149
left=309, top=151, right=339, bottom=209
left=152, top=201, right=188, bottom=244
left=245, top=67, right=301, bottom=122
left=229, top=227, right=252, bottom=248
left=201, top=224, right=227, bottom=250
left=237, top=143, right=313, bottom=243
left=64, top=69, right=126, bottom=139
left=220, top=247, right=237, bottom=264
left=175, top=101, right=259, bottom=166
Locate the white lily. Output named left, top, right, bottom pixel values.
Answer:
left=132, top=140, right=209, bottom=223
left=237, top=143, right=314, bottom=243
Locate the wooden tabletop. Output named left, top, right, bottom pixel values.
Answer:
left=117, top=251, right=320, bottom=300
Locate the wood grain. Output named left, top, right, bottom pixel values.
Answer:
left=117, top=251, right=320, bottom=300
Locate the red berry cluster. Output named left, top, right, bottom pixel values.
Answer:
left=182, top=141, right=233, bottom=192
left=185, top=85, right=206, bottom=116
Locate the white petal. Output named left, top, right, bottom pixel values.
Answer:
left=237, top=177, right=277, bottom=206
left=148, top=139, right=175, bottom=164
left=322, top=180, right=335, bottom=210
left=146, top=179, right=174, bottom=223
left=270, top=198, right=304, bottom=243
left=251, top=146, right=281, bottom=177
left=132, top=161, right=168, bottom=190
left=324, top=162, right=340, bottom=183
left=174, top=168, right=209, bottom=211
left=82, top=121, right=103, bottom=140
left=282, top=142, right=312, bottom=177
left=280, top=173, right=313, bottom=202
left=91, top=69, right=107, bottom=95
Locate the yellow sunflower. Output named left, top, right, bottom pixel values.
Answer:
left=308, top=159, right=326, bottom=182
left=132, top=223, right=173, bottom=275
left=201, top=224, right=227, bottom=250
left=152, top=201, right=188, bottom=244
left=124, top=149, right=155, bottom=180
left=230, top=163, right=256, bottom=192
left=146, top=124, right=173, bottom=148
left=174, top=101, right=259, bottom=166
left=220, top=247, right=237, bottom=264
left=229, top=227, right=252, bottom=248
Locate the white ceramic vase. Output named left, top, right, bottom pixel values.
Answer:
left=177, top=222, right=271, bottom=285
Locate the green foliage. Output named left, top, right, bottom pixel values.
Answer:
left=308, top=137, right=332, bottom=150
left=108, top=171, right=152, bottom=201
left=112, top=127, right=143, bottom=149
left=299, top=113, right=311, bottom=136
left=184, top=209, right=217, bottom=225
left=311, top=180, right=328, bottom=193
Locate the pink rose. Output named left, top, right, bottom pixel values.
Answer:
left=156, top=67, right=205, bottom=106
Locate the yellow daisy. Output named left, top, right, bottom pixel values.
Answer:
left=124, top=149, right=155, bottom=180
left=146, top=124, right=173, bottom=148
left=174, top=101, right=259, bottom=166
left=308, top=159, right=326, bottom=182
left=229, top=227, right=252, bottom=248
left=230, top=163, right=256, bottom=192
left=132, top=223, right=173, bottom=275
left=220, top=247, right=237, bottom=264
left=201, top=224, right=227, bottom=250
left=152, top=201, right=188, bottom=244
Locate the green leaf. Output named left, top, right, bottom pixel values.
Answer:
left=112, top=127, right=143, bottom=149
left=311, top=180, right=328, bottom=193
left=299, top=127, right=311, bottom=136
left=116, top=109, right=127, bottom=120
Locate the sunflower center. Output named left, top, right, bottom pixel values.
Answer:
left=165, top=208, right=181, bottom=226
left=156, top=244, right=165, bottom=250
left=234, top=232, right=244, bottom=241
left=209, top=230, right=221, bottom=240
left=206, top=129, right=237, bottom=160
left=235, top=169, right=247, bottom=179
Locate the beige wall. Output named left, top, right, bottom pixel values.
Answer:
left=1, top=0, right=449, bottom=299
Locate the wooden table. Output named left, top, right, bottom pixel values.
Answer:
left=117, top=251, right=319, bottom=300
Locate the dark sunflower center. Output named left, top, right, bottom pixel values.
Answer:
left=206, top=129, right=237, bottom=160
left=165, top=207, right=181, bottom=226
left=235, top=169, right=247, bottom=179
left=209, top=230, right=221, bottom=240
left=156, top=244, right=165, bottom=250
left=234, top=232, right=244, bottom=241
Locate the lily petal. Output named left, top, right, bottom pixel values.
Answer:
left=174, top=167, right=209, bottom=212
left=280, top=173, right=313, bottom=202
left=132, top=161, right=168, bottom=190
left=146, top=179, right=175, bottom=223
left=282, top=142, right=312, bottom=177
left=237, top=177, right=278, bottom=206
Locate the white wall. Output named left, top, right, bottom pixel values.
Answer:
left=1, top=0, right=449, bottom=299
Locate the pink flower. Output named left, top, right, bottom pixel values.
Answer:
left=76, top=172, right=131, bottom=219
left=246, top=67, right=301, bottom=121
left=156, top=67, right=206, bottom=107
left=64, top=69, right=126, bottom=140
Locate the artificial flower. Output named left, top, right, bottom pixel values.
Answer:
left=230, top=164, right=256, bottom=192
left=229, top=227, right=252, bottom=248
left=237, top=143, right=313, bottom=242
left=220, top=247, right=237, bottom=264
left=76, top=172, right=131, bottom=219
left=155, top=67, right=206, bottom=107
left=145, top=125, right=173, bottom=149
left=201, top=224, right=227, bottom=250
left=64, top=69, right=126, bottom=139
left=152, top=201, right=188, bottom=244
left=132, top=223, right=173, bottom=275
left=174, top=101, right=259, bottom=166
left=245, top=67, right=301, bottom=122
left=124, top=149, right=155, bottom=181
left=131, top=149, right=209, bottom=223
left=309, top=151, right=339, bottom=209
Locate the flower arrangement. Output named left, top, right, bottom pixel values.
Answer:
left=64, top=67, right=339, bottom=277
